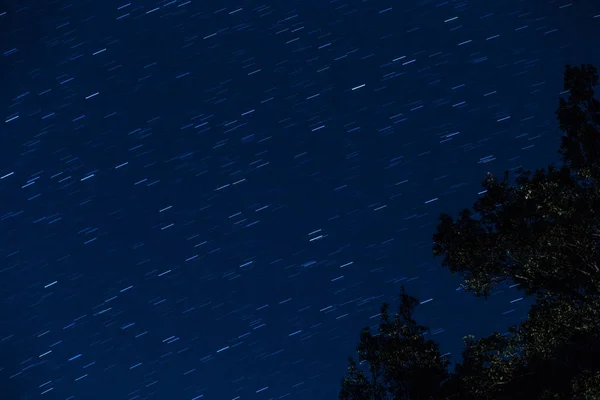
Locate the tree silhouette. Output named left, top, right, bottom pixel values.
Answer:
left=340, top=64, right=600, bottom=399
left=339, top=289, right=450, bottom=400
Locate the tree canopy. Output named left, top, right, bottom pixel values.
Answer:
left=339, top=64, right=600, bottom=400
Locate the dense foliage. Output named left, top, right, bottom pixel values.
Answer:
left=340, top=64, right=600, bottom=400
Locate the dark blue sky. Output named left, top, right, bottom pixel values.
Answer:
left=1, top=0, right=599, bottom=399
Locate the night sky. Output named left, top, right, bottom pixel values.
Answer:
left=1, top=0, right=600, bottom=399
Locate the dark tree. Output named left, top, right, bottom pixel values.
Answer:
left=340, top=64, right=600, bottom=399
left=339, top=288, right=450, bottom=400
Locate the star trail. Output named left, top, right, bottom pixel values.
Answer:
left=1, top=0, right=599, bottom=399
